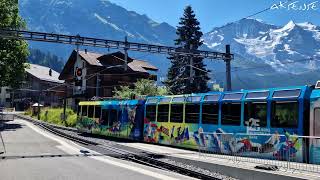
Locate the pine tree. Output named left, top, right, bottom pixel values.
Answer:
left=165, top=6, right=210, bottom=94
left=0, top=0, right=29, bottom=88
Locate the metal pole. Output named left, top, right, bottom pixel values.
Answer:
left=11, top=90, right=14, bottom=109
left=38, top=89, right=41, bottom=120
left=63, top=84, right=67, bottom=124
left=124, top=36, right=128, bottom=71
left=96, top=73, right=100, bottom=97
left=225, top=45, right=232, bottom=91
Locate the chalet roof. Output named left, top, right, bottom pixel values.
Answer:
left=26, top=64, right=64, bottom=84
left=78, top=51, right=102, bottom=66
left=128, top=60, right=158, bottom=73
left=59, top=50, right=158, bottom=80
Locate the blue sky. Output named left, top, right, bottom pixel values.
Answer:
left=109, top=0, right=320, bottom=32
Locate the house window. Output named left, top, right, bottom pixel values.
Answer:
left=103, top=89, right=112, bottom=97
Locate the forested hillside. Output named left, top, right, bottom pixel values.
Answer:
left=28, top=49, right=64, bottom=72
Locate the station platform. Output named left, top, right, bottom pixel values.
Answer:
left=120, top=142, right=320, bottom=180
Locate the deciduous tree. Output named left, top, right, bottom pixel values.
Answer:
left=0, top=0, right=29, bottom=88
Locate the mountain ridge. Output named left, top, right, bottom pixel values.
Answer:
left=18, top=0, right=320, bottom=89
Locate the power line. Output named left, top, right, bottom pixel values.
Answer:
left=213, top=57, right=319, bottom=74
left=213, top=0, right=295, bottom=31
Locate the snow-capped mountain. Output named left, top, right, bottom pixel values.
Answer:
left=203, top=19, right=320, bottom=75
left=18, top=0, right=320, bottom=88
left=19, top=0, right=176, bottom=58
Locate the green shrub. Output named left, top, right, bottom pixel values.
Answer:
left=33, top=108, right=78, bottom=127
left=24, top=107, right=32, bottom=116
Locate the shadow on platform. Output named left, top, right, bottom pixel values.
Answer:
left=0, top=121, right=23, bottom=131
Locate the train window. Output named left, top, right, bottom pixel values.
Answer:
left=95, top=106, right=101, bottom=118
left=185, top=104, right=200, bottom=123
left=170, top=104, right=184, bottom=123
left=160, top=97, right=171, bottom=103
left=223, top=93, right=243, bottom=101
left=186, top=96, right=201, bottom=103
left=157, top=104, right=169, bottom=122
left=101, top=109, right=109, bottom=126
left=273, top=89, right=301, bottom=98
left=202, top=103, right=219, bottom=124
left=109, top=109, right=118, bottom=126
left=246, top=91, right=269, bottom=100
left=316, top=81, right=320, bottom=89
left=81, top=106, right=87, bottom=116
left=172, top=97, right=185, bottom=103
left=271, top=101, right=299, bottom=128
left=147, top=98, right=158, bottom=104
left=244, top=102, right=267, bottom=127
left=204, top=94, right=220, bottom=102
left=77, top=106, right=80, bottom=116
left=146, top=105, right=156, bottom=121
left=88, top=106, right=94, bottom=118
left=221, top=103, right=241, bottom=125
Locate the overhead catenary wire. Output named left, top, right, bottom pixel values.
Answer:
left=213, top=56, right=319, bottom=74
left=213, top=0, right=295, bottom=32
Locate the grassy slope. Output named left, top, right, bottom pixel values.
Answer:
left=25, top=107, right=77, bottom=127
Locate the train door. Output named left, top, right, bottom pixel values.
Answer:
left=101, top=109, right=109, bottom=127
left=309, top=88, right=320, bottom=164
left=314, top=108, right=320, bottom=136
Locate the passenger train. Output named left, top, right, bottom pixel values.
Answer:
left=76, top=82, right=320, bottom=164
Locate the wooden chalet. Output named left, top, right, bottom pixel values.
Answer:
left=59, top=49, right=158, bottom=108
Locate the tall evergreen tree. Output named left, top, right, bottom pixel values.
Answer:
left=0, top=0, right=29, bottom=88
left=165, top=6, right=210, bottom=94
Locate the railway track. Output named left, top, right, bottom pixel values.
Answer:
left=19, top=115, right=222, bottom=180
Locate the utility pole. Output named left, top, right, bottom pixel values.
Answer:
left=11, top=89, right=14, bottom=109
left=96, top=73, right=100, bottom=97
left=37, top=89, right=41, bottom=120
left=63, top=84, right=67, bottom=124
left=124, top=36, right=128, bottom=71
left=225, top=45, right=232, bottom=91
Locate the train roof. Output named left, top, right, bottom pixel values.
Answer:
left=79, top=99, right=144, bottom=107
left=79, top=85, right=313, bottom=105
left=145, top=85, right=311, bottom=104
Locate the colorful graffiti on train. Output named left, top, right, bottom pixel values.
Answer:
left=77, top=102, right=141, bottom=139
left=193, top=128, right=303, bottom=161
left=143, top=119, right=199, bottom=149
